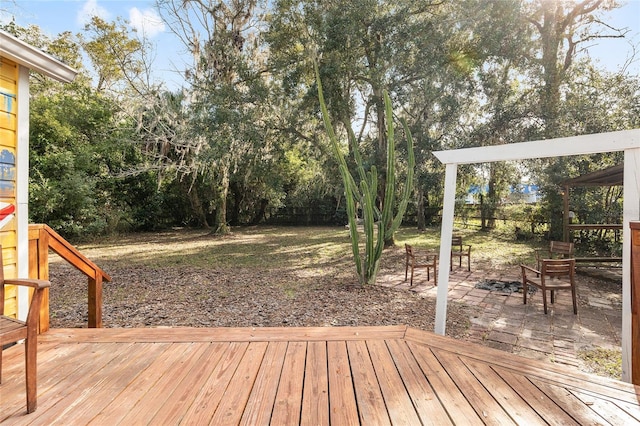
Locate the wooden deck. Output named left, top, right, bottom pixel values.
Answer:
left=1, top=326, right=639, bottom=425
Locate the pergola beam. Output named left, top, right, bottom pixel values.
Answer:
left=433, top=130, right=640, bottom=165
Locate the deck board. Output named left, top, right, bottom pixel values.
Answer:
left=240, top=341, right=288, bottom=426
left=432, top=349, right=516, bottom=425
left=491, top=365, right=580, bottom=426
left=1, top=326, right=638, bottom=425
left=180, top=341, right=250, bottom=425
left=48, top=342, right=168, bottom=425
left=529, top=378, right=612, bottom=425
left=385, top=339, right=453, bottom=425
left=570, top=388, right=639, bottom=425
left=14, top=343, right=134, bottom=426
left=210, top=341, right=269, bottom=425
left=326, top=341, right=360, bottom=425
left=270, top=341, right=306, bottom=425
left=300, top=341, right=329, bottom=426
left=88, top=342, right=195, bottom=425
left=367, top=339, right=421, bottom=425
left=408, top=342, right=484, bottom=424
left=463, top=357, right=546, bottom=425
left=347, top=339, right=391, bottom=425
left=117, top=342, right=211, bottom=424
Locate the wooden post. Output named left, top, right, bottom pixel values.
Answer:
left=562, top=184, right=570, bottom=242
left=29, top=224, right=109, bottom=329
left=28, top=225, right=50, bottom=333
left=88, top=273, right=103, bottom=328
left=631, top=222, right=640, bottom=385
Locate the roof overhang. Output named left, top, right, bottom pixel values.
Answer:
left=0, top=29, right=77, bottom=83
left=561, top=163, right=623, bottom=187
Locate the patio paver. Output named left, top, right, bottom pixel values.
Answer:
left=378, top=264, right=623, bottom=378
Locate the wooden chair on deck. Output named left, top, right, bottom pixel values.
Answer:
left=535, top=241, right=574, bottom=271
left=521, top=258, right=577, bottom=314
left=450, top=236, right=471, bottom=271
left=1, top=246, right=50, bottom=413
left=404, top=244, right=437, bottom=286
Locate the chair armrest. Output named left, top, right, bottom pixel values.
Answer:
left=520, top=264, right=540, bottom=275
left=4, top=278, right=51, bottom=290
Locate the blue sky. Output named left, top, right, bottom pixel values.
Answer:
left=2, top=0, right=187, bottom=89
left=2, top=0, right=639, bottom=89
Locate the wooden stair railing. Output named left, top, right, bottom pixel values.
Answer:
left=28, top=224, right=111, bottom=331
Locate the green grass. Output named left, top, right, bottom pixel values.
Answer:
left=395, top=224, right=544, bottom=269
left=69, top=224, right=546, bottom=272
left=577, top=347, right=622, bottom=379
left=74, top=226, right=356, bottom=269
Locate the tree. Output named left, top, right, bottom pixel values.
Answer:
left=6, top=1, right=638, bottom=239
left=156, top=0, right=272, bottom=234
left=398, top=0, right=526, bottom=229
left=1, top=22, right=170, bottom=237
left=530, top=63, right=638, bottom=240
left=525, top=0, right=627, bottom=138
left=268, top=0, right=459, bottom=240
left=518, top=0, right=630, bottom=238
left=80, top=17, right=145, bottom=94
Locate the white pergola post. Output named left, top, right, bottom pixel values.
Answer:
left=435, top=163, right=457, bottom=335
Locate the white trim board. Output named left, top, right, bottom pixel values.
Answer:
left=0, top=30, right=76, bottom=83
left=433, top=129, right=640, bottom=165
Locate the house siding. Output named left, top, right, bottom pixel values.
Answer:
left=0, top=56, right=18, bottom=317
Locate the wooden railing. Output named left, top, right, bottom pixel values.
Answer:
left=28, top=224, right=111, bottom=331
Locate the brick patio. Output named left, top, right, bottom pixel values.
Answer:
left=378, top=263, right=622, bottom=377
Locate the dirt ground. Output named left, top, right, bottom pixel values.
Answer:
left=48, top=244, right=478, bottom=339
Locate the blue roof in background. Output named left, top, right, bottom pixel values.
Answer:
left=467, top=184, right=539, bottom=195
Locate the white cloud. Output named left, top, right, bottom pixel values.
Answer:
left=76, top=0, right=111, bottom=27
left=129, top=7, right=165, bottom=38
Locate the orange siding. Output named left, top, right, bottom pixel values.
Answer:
left=1, top=56, right=18, bottom=317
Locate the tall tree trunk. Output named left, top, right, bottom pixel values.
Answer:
left=539, top=0, right=563, bottom=138
left=533, top=0, right=612, bottom=138
left=229, top=181, right=243, bottom=226
left=181, top=179, right=209, bottom=229
left=251, top=199, right=268, bottom=225
left=416, top=187, right=426, bottom=231
left=213, top=164, right=231, bottom=235
left=486, top=164, right=499, bottom=229
left=480, top=194, right=487, bottom=230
